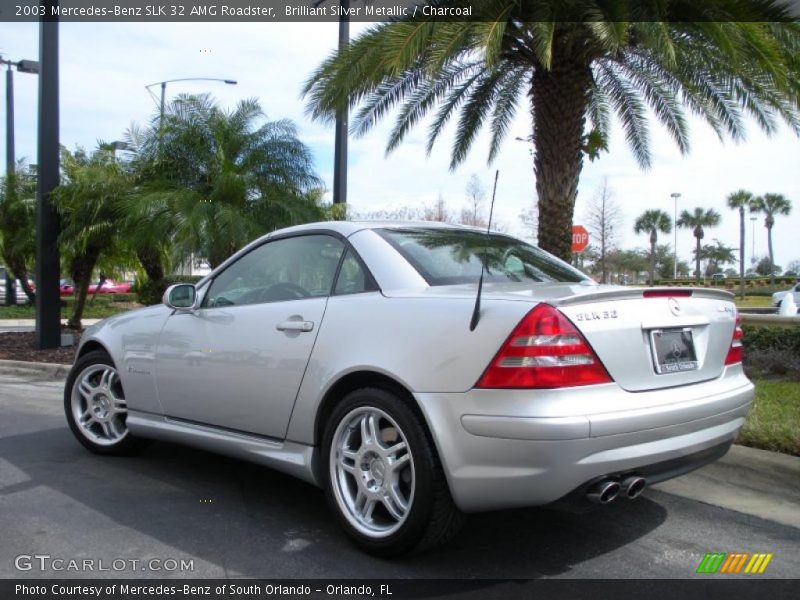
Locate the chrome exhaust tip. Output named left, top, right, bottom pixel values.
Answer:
left=587, top=480, right=620, bottom=504
left=621, top=476, right=647, bottom=500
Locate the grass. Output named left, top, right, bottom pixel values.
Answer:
left=734, top=295, right=773, bottom=308
left=0, top=301, right=131, bottom=320
left=738, top=381, right=800, bottom=456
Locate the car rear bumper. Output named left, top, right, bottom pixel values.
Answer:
left=414, top=367, right=754, bottom=512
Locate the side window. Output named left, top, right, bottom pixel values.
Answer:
left=204, top=235, right=344, bottom=307
left=333, top=249, right=374, bottom=295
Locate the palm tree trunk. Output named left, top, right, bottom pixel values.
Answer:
left=649, top=232, right=657, bottom=286
left=738, top=206, right=745, bottom=298
left=767, top=222, right=776, bottom=288
left=136, top=246, right=166, bottom=298
left=695, top=236, right=702, bottom=282
left=6, top=257, right=36, bottom=303
left=532, top=54, right=592, bottom=260
left=67, top=248, right=101, bottom=330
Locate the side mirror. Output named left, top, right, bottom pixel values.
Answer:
left=163, top=283, right=197, bottom=311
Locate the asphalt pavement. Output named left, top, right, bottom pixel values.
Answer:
left=1, top=371, right=798, bottom=579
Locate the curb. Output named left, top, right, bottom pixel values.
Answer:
left=0, top=319, right=101, bottom=327
left=0, top=359, right=71, bottom=379
left=654, top=444, right=800, bottom=529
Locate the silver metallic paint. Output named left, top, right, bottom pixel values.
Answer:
left=74, top=221, right=755, bottom=513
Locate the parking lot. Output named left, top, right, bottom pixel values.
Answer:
left=1, top=371, right=799, bottom=579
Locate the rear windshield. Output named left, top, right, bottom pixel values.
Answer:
left=377, top=228, right=589, bottom=286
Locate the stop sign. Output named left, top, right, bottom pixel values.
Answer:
left=571, top=225, right=589, bottom=253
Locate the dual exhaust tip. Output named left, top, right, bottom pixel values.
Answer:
left=587, top=475, right=646, bottom=504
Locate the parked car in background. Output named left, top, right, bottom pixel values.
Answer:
left=772, top=282, right=800, bottom=307
left=60, top=279, right=133, bottom=296
left=65, top=222, right=753, bottom=556
left=0, top=267, right=33, bottom=305
left=711, top=273, right=726, bottom=281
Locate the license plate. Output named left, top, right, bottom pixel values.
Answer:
left=650, top=328, right=698, bottom=374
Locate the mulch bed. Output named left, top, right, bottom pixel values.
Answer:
left=0, top=330, right=81, bottom=364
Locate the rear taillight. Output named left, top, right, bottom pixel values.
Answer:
left=724, top=312, right=744, bottom=365
left=476, top=304, right=613, bottom=389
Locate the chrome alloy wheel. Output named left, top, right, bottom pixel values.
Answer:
left=70, top=364, right=128, bottom=446
left=330, top=407, right=415, bottom=538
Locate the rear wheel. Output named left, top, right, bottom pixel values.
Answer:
left=322, top=387, right=463, bottom=556
left=64, top=350, right=142, bottom=455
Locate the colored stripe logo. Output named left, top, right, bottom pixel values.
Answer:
left=696, top=552, right=773, bottom=574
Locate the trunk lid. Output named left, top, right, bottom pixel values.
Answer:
left=386, top=282, right=738, bottom=391
left=552, top=287, right=737, bottom=391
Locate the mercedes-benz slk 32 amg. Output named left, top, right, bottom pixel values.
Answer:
left=65, top=222, right=753, bottom=556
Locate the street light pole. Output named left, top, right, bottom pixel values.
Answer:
left=35, top=7, right=61, bottom=349
left=671, top=192, right=681, bottom=279
left=750, top=215, right=757, bottom=267
left=4, top=64, right=15, bottom=306
left=2, top=56, right=40, bottom=306
left=6, top=66, right=14, bottom=172
left=145, top=77, right=237, bottom=132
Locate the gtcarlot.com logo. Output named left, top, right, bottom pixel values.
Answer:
left=14, top=554, right=195, bottom=573
left=696, top=552, right=773, bottom=574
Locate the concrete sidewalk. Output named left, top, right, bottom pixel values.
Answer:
left=1, top=358, right=799, bottom=531
left=654, top=444, right=800, bottom=529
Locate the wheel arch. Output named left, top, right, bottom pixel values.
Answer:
left=313, top=370, right=441, bottom=454
left=77, top=339, right=112, bottom=361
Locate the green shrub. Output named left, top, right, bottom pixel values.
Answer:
left=134, top=275, right=204, bottom=306
left=743, top=325, right=800, bottom=354
left=742, top=325, right=800, bottom=381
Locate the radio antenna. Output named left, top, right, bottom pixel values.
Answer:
left=469, top=170, right=499, bottom=331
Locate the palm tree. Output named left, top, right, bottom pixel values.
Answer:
left=726, top=190, right=756, bottom=298
left=677, top=207, right=721, bottom=282
left=634, top=209, right=672, bottom=286
left=127, top=94, right=324, bottom=273
left=750, top=193, right=792, bottom=287
left=303, top=2, right=800, bottom=261
left=0, top=162, right=38, bottom=302
left=54, top=145, right=131, bottom=329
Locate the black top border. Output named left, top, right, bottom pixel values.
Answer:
left=2, top=0, right=799, bottom=23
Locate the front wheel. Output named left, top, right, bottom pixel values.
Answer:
left=322, top=387, right=463, bottom=556
left=64, top=350, right=142, bottom=455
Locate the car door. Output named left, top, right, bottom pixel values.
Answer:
left=155, top=233, right=346, bottom=439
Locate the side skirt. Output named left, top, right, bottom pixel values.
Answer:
left=126, top=411, right=320, bottom=486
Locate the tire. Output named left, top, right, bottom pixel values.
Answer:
left=322, top=387, right=464, bottom=556
left=64, top=349, right=143, bottom=455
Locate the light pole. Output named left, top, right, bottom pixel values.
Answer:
left=145, top=77, right=237, bottom=131
left=313, top=0, right=350, bottom=206
left=1, top=56, right=39, bottom=305
left=36, top=5, right=62, bottom=349
left=750, top=215, right=758, bottom=267
left=333, top=0, right=350, bottom=206
left=671, top=192, right=681, bottom=279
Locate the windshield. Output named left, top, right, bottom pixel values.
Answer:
left=377, top=228, right=589, bottom=286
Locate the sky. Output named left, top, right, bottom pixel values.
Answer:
left=1, top=21, right=799, bottom=271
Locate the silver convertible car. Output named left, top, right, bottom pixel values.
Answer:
left=65, top=221, right=753, bottom=556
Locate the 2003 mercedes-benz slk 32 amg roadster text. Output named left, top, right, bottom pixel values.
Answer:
left=65, top=222, right=753, bottom=556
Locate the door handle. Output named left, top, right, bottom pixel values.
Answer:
left=276, top=319, right=314, bottom=332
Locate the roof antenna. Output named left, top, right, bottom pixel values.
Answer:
left=469, top=170, right=499, bottom=331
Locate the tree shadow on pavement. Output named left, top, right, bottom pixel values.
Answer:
left=0, top=426, right=668, bottom=579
